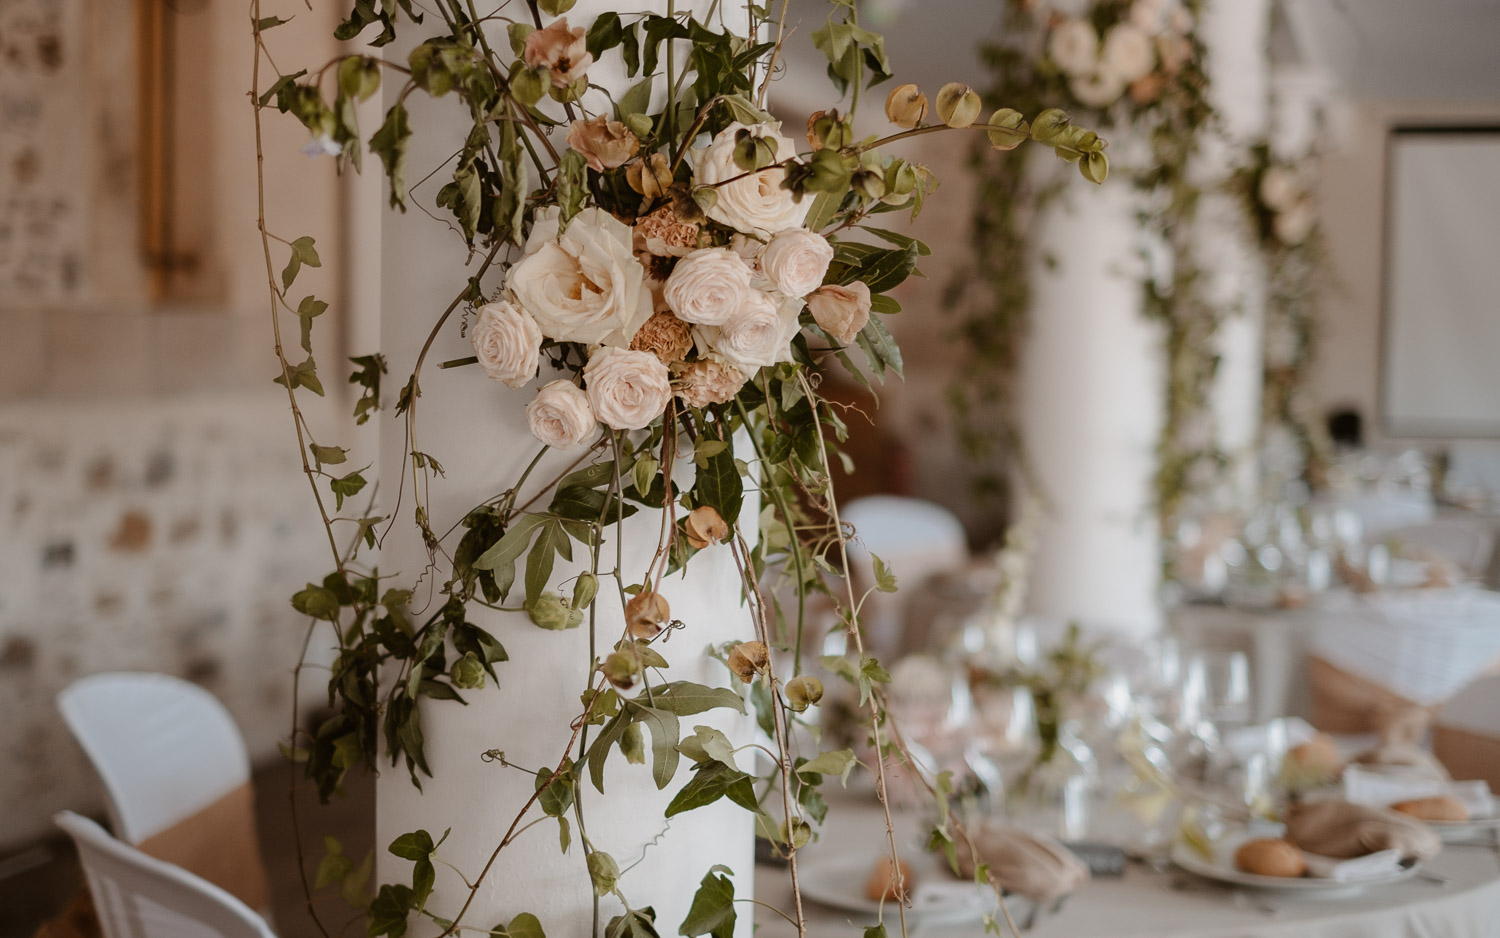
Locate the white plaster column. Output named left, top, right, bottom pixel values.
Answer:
left=375, top=4, right=757, bottom=934
left=1019, top=161, right=1164, bottom=637
left=1194, top=0, right=1272, bottom=505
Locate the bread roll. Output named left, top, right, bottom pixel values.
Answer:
left=1286, top=735, right=1343, bottom=777
left=863, top=856, right=914, bottom=902
left=1233, top=838, right=1307, bottom=878
left=1390, top=795, right=1469, bottom=822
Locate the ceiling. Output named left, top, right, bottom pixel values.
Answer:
left=772, top=0, right=1500, bottom=110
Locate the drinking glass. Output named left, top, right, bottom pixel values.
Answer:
left=1185, top=649, right=1252, bottom=732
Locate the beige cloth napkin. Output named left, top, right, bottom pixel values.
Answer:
left=1284, top=799, right=1442, bottom=861
left=953, top=823, right=1090, bottom=902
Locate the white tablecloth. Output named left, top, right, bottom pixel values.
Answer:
left=753, top=798, right=1500, bottom=938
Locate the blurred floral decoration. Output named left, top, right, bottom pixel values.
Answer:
left=950, top=0, right=1224, bottom=574
left=1233, top=142, right=1332, bottom=490
left=251, top=1, right=1106, bottom=936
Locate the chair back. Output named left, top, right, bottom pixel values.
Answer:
left=55, top=811, right=276, bottom=938
left=58, top=672, right=251, bottom=844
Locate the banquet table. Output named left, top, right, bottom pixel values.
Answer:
left=753, top=796, right=1500, bottom=937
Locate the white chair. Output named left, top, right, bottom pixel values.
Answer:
left=841, top=496, right=969, bottom=657
left=57, top=672, right=251, bottom=845
left=55, top=811, right=276, bottom=938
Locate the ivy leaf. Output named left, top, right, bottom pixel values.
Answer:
left=309, top=443, right=347, bottom=467
left=536, top=760, right=576, bottom=818
left=274, top=356, right=325, bottom=397
left=864, top=927, right=888, bottom=938
left=691, top=443, right=743, bottom=525
left=370, top=103, right=413, bottom=210
left=585, top=11, right=624, bottom=59
left=870, top=553, right=898, bottom=593
left=625, top=702, right=680, bottom=790
left=507, top=913, right=547, bottom=938
left=679, top=868, right=736, bottom=938
left=606, top=907, right=660, bottom=938
left=665, top=762, right=757, bottom=817
left=387, top=829, right=435, bottom=861
left=281, top=236, right=321, bottom=291
left=257, top=69, right=307, bottom=107
left=292, top=584, right=340, bottom=621
left=330, top=470, right=368, bottom=510
left=256, top=16, right=289, bottom=30
left=677, top=724, right=738, bottom=772
left=798, top=749, right=857, bottom=786
left=368, top=883, right=414, bottom=937
left=645, top=681, right=746, bottom=717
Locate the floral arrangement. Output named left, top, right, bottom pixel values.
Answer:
left=251, top=1, right=1105, bottom=936
left=950, top=0, right=1223, bottom=576
left=1234, top=142, right=1331, bottom=489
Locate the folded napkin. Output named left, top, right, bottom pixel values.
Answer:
left=1350, top=742, right=1452, bottom=781
left=953, top=823, right=1090, bottom=902
left=1284, top=799, right=1442, bottom=861
left=1301, top=848, right=1405, bottom=883
left=1343, top=765, right=1495, bottom=817
left=910, top=880, right=991, bottom=911
left=1225, top=717, right=1317, bottom=762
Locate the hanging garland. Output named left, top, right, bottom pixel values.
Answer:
left=1233, top=141, right=1331, bottom=490
left=952, top=0, right=1222, bottom=571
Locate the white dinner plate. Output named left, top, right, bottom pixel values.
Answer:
left=1171, top=833, right=1421, bottom=897
left=1426, top=813, right=1500, bottom=842
left=797, top=852, right=993, bottom=926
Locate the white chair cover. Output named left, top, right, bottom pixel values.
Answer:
left=57, top=673, right=251, bottom=844
left=55, top=811, right=276, bottom=938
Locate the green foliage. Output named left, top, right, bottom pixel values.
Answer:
left=679, top=867, right=736, bottom=938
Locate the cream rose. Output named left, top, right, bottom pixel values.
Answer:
left=584, top=347, right=673, bottom=430
left=663, top=247, right=754, bottom=326
left=527, top=380, right=597, bottom=449
left=806, top=281, right=871, bottom=344
left=1101, top=24, right=1156, bottom=82
left=1273, top=202, right=1315, bottom=245
left=506, top=207, right=653, bottom=347
left=760, top=229, right=834, bottom=298
left=470, top=301, right=542, bottom=389
left=1259, top=166, right=1301, bottom=212
left=689, top=122, right=810, bottom=236
left=566, top=115, right=639, bottom=172
left=1048, top=18, right=1099, bottom=78
left=697, top=288, right=802, bottom=371
left=1071, top=68, right=1126, bottom=109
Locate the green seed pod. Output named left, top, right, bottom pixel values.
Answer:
left=527, top=593, right=580, bottom=631
left=935, top=82, right=982, bottom=128
left=785, top=675, right=825, bottom=712
left=572, top=572, right=599, bottom=610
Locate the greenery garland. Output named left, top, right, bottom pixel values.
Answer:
left=250, top=2, right=1106, bottom=936
left=1232, top=141, right=1331, bottom=490
left=952, top=0, right=1222, bottom=576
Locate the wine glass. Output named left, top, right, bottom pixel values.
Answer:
left=1185, top=649, right=1252, bottom=733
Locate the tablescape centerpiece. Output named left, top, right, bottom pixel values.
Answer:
left=249, top=1, right=1109, bottom=935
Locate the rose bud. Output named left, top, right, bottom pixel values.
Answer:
left=565, top=115, right=640, bottom=172
left=806, top=281, right=872, bottom=345
left=935, top=82, right=982, bottom=128
left=884, top=83, right=928, bottom=129
left=785, top=675, right=824, bottom=712
left=684, top=505, right=729, bottom=549
left=727, top=640, right=770, bottom=683
left=601, top=650, right=640, bottom=689
left=626, top=590, right=671, bottom=639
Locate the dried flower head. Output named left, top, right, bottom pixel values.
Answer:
left=629, top=311, right=695, bottom=365
left=684, top=505, right=729, bottom=549
left=626, top=153, right=674, bottom=205
left=785, top=675, right=824, bottom=712
left=625, top=590, right=671, bottom=639
left=884, top=84, right=928, bottom=129
left=566, top=115, right=640, bottom=172
left=633, top=205, right=700, bottom=259
left=675, top=359, right=748, bottom=409
left=726, top=640, right=769, bottom=683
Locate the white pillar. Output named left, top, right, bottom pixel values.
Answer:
left=1019, top=162, right=1164, bottom=637
left=1195, top=0, right=1271, bottom=505
left=376, top=5, right=757, bottom=935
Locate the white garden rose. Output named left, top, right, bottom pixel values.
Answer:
left=584, top=347, right=673, bottom=430
left=760, top=229, right=834, bottom=298
left=506, top=206, right=654, bottom=347
left=470, top=301, right=542, bottom=389
left=1273, top=202, right=1315, bottom=245
left=1071, top=68, right=1126, bottom=109
left=1259, top=166, right=1301, bottom=212
left=1048, top=18, right=1100, bottom=78
left=663, top=248, right=753, bottom=326
left=1129, top=0, right=1166, bottom=34
left=696, top=288, right=802, bottom=371
left=690, top=122, right=810, bottom=236
left=526, top=380, right=597, bottom=449
left=806, top=281, right=870, bottom=344
left=1101, top=24, right=1156, bottom=82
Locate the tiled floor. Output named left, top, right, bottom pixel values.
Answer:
left=0, top=761, right=376, bottom=938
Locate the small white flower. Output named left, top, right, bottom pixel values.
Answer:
left=1101, top=23, right=1157, bottom=82
left=301, top=135, right=342, bottom=159
left=1048, top=18, right=1100, bottom=78
left=470, top=301, right=543, bottom=389
left=760, top=229, right=834, bottom=298
left=584, top=346, right=673, bottom=430
left=527, top=380, right=597, bottom=449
